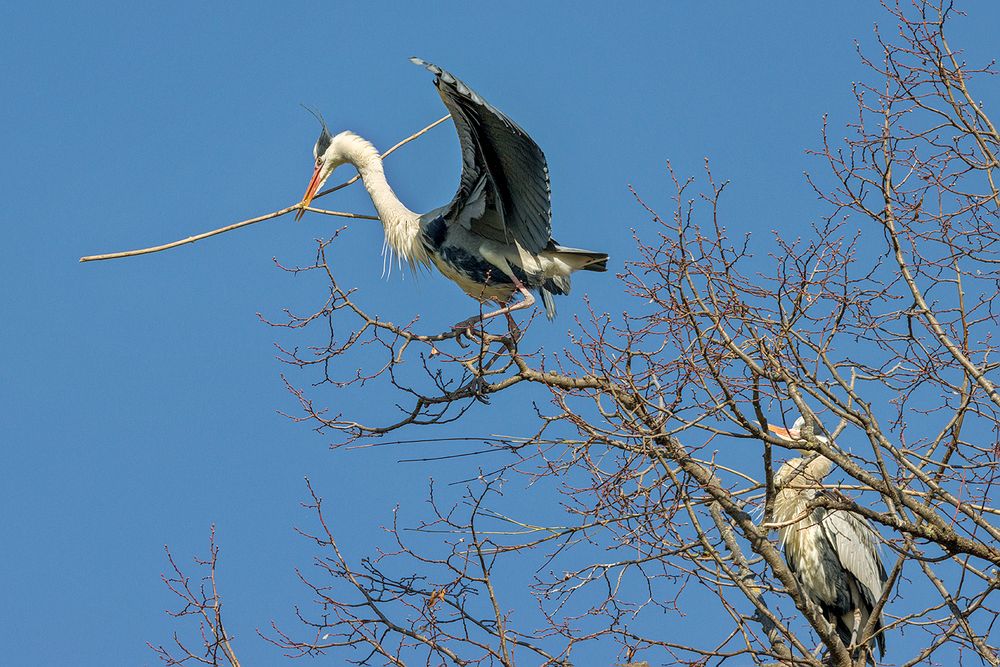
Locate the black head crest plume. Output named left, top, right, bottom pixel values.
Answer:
left=301, top=104, right=332, bottom=153
left=295, top=105, right=335, bottom=221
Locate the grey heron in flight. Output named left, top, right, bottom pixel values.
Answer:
left=767, top=417, right=889, bottom=661
left=296, top=58, right=608, bottom=331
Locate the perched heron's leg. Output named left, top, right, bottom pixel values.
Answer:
left=503, top=309, right=521, bottom=340
left=453, top=278, right=535, bottom=334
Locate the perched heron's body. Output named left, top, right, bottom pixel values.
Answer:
left=297, top=59, right=608, bottom=325
left=769, top=419, right=888, bottom=660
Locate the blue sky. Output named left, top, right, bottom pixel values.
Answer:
left=3, top=2, right=998, bottom=665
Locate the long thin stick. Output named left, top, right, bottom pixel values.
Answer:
left=79, top=115, right=451, bottom=263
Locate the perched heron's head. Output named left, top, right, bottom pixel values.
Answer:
left=767, top=416, right=837, bottom=502
left=767, top=416, right=806, bottom=441
left=767, top=416, right=828, bottom=454
left=295, top=111, right=350, bottom=221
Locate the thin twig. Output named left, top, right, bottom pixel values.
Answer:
left=312, top=114, right=450, bottom=200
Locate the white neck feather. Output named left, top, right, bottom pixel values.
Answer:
left=337, top=132, right=429, bottom=268
left=797, top=452, right=833, bottom=482
left=774, top=454, right=834, bottom=534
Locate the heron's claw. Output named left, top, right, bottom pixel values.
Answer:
left=451, top=325, right=472, bottom=348
left=469, top=376, right=490, bottom=404
left=452, top=317, right=480, bottom=346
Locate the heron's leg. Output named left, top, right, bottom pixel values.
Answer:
left=503, top=309, right=521, bottom=340
left=453, top=279, right=535, bottom=334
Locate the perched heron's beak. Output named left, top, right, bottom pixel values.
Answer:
left=296, top=162, right=325, bottom=221
left=767, top=424, right=798, bottom=439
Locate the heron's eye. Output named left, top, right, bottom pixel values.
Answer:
left=316, top=158, right=323, bottom=168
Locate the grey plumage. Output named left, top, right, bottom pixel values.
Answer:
left=769, top=419, right=889, bottom=661
left=814, top=496, right=888, bottom=657
left=413, top=58, right=608, bottom=320
left=298, top=59, right=608, bottom=325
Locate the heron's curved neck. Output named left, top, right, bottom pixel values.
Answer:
left=776, top=452, right=833, bottom=496
left=340, top=132, right=428, bottom=266
left=799, top=452, right=833, bottom=482
left=773, top=454, right=834, bottom=530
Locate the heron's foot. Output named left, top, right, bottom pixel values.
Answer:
left=452, top=316, right=481, bottom=343
left=467, top=376, right=491, bottom=404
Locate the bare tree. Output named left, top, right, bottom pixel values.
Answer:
left=150, top=526, right=241, bottom=667
left=152, top=2, right=999, bottom=666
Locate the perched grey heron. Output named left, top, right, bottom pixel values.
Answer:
left=767, top=417, right=889, bottom=660
left=296, top=58, right=608, bottom=330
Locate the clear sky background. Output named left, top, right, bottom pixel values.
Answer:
left=2, top=3, right=998, bottom=666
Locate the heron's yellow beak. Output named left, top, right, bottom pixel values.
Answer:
left=767, top=424, right=797, bottom=439
left=296, top=162, right=325, bottom=221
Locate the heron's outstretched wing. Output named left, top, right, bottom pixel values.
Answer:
left=411, top=58, right=552, bottom=254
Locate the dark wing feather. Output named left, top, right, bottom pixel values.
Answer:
left=411, top=58, right=552, bottom=254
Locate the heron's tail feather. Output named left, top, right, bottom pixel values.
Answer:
left=548, top=245, right=608, bottom=273
left=539, top=288, right=557, bottom=320
left=532, top=246, right=608, bottom=320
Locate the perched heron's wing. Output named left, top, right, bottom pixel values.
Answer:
left=818, top=504, right=888, bottom=654
left=411, top=58, right=552, bottom=254
left=818, top=505, right=888, bottom=606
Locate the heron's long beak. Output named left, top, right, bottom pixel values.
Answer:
left=767, top=424, right=798, bottom=439
left=295, top=163, right=325, bottom=221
